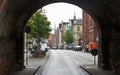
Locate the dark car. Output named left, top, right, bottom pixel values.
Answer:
left=73, top=45, right=82, bottom=51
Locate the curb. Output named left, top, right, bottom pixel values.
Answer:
left=33, top=65, right=41, bottom=75
left=80, top=66, right=93, bottom=75
left=33, top=51, right=50, bottom=75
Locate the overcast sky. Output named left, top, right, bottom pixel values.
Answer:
left=42, top=2, right=82, bottom=33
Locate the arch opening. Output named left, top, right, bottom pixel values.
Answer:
left=24, top=2, right=101, bottom=70
left=0, top=0, right=119, bottom=75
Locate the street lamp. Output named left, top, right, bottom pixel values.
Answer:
left=36, top=35, right=41, bottom=51
left=24, top=26, right=31, bottom=65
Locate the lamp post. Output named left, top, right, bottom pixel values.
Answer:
left=24, top=26, right=31, bottom=65
left=36, top=35, right=41, bottom=51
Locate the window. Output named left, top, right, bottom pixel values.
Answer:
left=77, top=27, right=80, bottom=31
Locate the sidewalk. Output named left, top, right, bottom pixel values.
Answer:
left=75, top=50, right=119, bottom=75
left=80, top=64, right=119, bottom=75
left=11, top=52, right=49, bottom=75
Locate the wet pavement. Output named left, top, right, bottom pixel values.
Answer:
left=11, top=50, right=118, bottom=75
left=41, top=50, right=89, bottom=75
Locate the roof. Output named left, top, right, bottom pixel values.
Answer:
left=73, top=19, right=83, bottom=25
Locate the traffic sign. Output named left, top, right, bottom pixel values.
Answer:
left=91, top=48, right=98, bottom=56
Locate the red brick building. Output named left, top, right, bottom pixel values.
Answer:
left=83, top=10, right=98, bottom=48
left=48, top=34, right=56, bottom=48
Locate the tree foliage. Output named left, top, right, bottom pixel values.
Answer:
left=27, top=9, right=52, bottom=39
left=64, top=30, right=74, bottom=44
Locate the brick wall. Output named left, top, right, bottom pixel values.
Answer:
left=83, top=11, right=89, bottom=46
left=83, top=10, right=98, bottom=47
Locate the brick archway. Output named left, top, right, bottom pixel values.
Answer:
left=0, top=0, right=120, bottom=75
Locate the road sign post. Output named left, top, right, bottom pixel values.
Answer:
left=94, top=56, right=96, bottom=65
left=90, top=49, right=98, bottom=65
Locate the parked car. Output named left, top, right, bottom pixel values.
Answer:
left=73, top=45, right=82, bottom=51
left=52, top=46, right=57, bottom=49
left=66, top=45, right=73, bottom=50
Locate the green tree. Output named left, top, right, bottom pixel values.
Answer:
left=64, top=30, right=74, bottom=45
left=27, top=9, right=52, bottom=39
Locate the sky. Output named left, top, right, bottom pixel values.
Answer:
left=42, top=2, right=82, bottom=33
